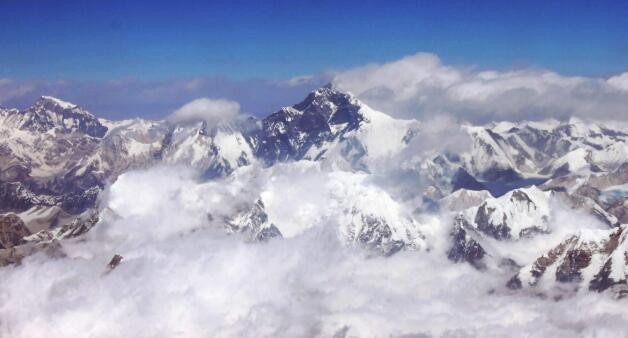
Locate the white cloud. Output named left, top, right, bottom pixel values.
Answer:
left=167, top=98, right=241, bottom=125
left=333, top=52, right=628, bottom=122
left=1, top=164, right=628, bottom=337
left=608, top=72, right=628, bottom=91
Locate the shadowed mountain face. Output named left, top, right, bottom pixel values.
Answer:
left=254, top=85, right=365, bottom=165
left=0, top=86, right=627, bottom=298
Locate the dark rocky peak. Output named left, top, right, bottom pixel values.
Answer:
left=292, top=83, right=363, bottom=126
left=255, top=85, right=366, bottom=165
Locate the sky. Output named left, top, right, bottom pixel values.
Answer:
left=1, top=0, right=628, bottom=120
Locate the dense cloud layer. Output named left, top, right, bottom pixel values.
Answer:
left=333, top=53, right=628, bottom=122
left=1, top=165, right=627, bottom=337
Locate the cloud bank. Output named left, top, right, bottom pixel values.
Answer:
left=1, top=52, right=627, bottom=123
left=333, top=53, right=628, bottom=122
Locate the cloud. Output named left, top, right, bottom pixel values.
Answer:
left=608, top=72, right=628, bottom=91
left=1, top=164, right=627, bottom=337
left=2, top=52, right=627, bottom=123
left=333, top=52, right=628, bottom=122
left=281, top=75, right=315, bottom=87
left=167, top=98, right=241, bottom=125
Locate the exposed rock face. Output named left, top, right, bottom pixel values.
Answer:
left=447, top=220, right=486, bottom=269
left=347, top=213, right=406, bottom=256
left=254, top=85, right=365, bottom=165
left=0, top=214, right=30, bottom=249
left=25, top=210, right=100, bottom=242
left=508, top=225, right=628, bottom=297
left=226, top=199, right=282, bottom=242
left=0, top=240, right=65, bottom=267
left=105, top=254, right=124, bottom=273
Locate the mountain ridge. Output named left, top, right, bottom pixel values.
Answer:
left=1, top=87, right=627, bottom=297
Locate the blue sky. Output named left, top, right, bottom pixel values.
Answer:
left=2, top=0, right=628, bottom=80
left=1, top=0, right=628, bottom=120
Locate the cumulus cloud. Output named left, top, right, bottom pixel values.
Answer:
left=608, top=72, right=628, bottom=91
left=334, top=52, right=628, bottom=122
left=167, top=98, right=242, bottom=125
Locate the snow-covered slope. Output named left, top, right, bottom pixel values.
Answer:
left=0, top=96, right=108, bottom=137
left=463, top=118, right=628, bottom=181
left=226, top=162, right=428, bottom=255
left=456, top=186, right=552, bottom=240
left=508, top=225, right=628, bottom=297
left=162, top=121, right=255, bottom=178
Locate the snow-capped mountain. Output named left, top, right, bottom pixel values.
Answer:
left=161, top=121, right=256, bottom=178
left=1, top=96, right=108, bottom=137
left=0, top=86, right=627, bottom=299
left=447, top=186, right=553, bottom=268
left=508, top=224, right=628, bottom=297
left=254, top=84, right=419, bottom=171
left=457, top=186, right=552, bottom=240
left=463, top=118, right=628, bottom=181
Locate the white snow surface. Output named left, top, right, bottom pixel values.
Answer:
left=40, top=96, right=77, bottom=110
left=459, top=186, right=552, bottom=239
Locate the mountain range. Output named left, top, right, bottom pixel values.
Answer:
left=1, top=84, right=627, bottom=298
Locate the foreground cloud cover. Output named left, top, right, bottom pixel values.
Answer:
left=2, top=52, right=628, bottom=122
left=2, top=164, right=626, bottom=337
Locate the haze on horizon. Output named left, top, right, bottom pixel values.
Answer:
left=1, top=0, right=628, bottom=120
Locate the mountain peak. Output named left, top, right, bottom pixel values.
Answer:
left=36, top=96, right=78, bottom=110
left=10, top=96, right=108, bottom=137
left=323, top=82, right=334, bottom=89
left=292, top=85, right=361, bottom=119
